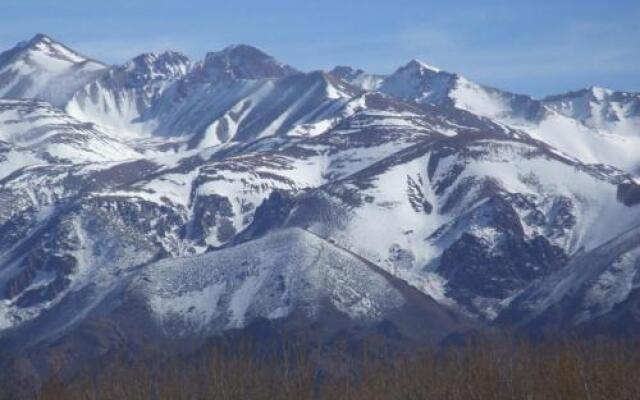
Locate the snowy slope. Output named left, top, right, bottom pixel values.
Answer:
left=0, top=88, right=498, bottom=341
left=285, top=131, right=640, bottom=318
left=381, top=59, right=640, bottom=175
left=380, top=59, right=541, bottom=121
left=66, top=92, right=458, bottom=251
left=0, top=99, right=140, bottom=163
left=152, top=70, right=362, bottom=147
left=66, top=45, right=362, bottom=148
left=66, top=51, right=192, bottom=140
left=511, top=110, right=640, bottom=175
left=0, top=140, right=44, bottom=180
left=0, top=34, right=106, bottom=107
left=132, top=228, right=472, bottom=342
left=543, top=87, right=640, bottom=137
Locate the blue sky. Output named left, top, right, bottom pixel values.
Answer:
left=1, top=0, right=638, bottom=97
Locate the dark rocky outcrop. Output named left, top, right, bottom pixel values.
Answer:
left=225, top=190, right=296, bottom=247
left=618, top=182, right=640, bottom=206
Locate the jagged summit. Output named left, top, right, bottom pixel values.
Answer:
left=17, top=33, right=58, bottom=49
left=543, top=85, right=640, bottom=136
left=123, top=50, right=192, bottom=81
left=329, top=65, right=385, bottom=91
left=330, top=65, right=365, bottom=81
left=405, top=58, right=442, bottom=73
left=380, top=58, right=457, bottom=105
left=13, top=33, right=103, bottom=66
left=21, top=33, right=54, bottom=47
left=200, top=43, right=299, bottom=80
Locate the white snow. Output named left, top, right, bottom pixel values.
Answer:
left=137, top=229, right=405, bottom=336
left=451, top=77, right=510, bottom=118
left=0, top=35, right=106, bottom=106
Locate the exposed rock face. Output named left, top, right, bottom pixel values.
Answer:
left=188, top=194, right=236, bottom=244
left=618, top=182, right=640, bottom=206
left=439, top=232, right=567, bottom=309
left=201, top=44, right=299, bottom=81
left=229, top=190, right=297, bottom=245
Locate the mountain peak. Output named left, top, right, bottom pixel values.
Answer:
left=13, top=33, right=59, bottom=50
left=405, top=59, right=442, bottom=73
left=26, top=33, right=54, bottom=46
left=9, top=33, right=103, bottom=67
left=125, top=50, right=191, bottom=77
left=329, top=65, right=385, bottom=91
left=201, top=44, right=298, bottom=81
left=380, top=58, right=457, bottom=103
left=19, top=33, right=66, bottom=52
left=0, top=34, right=106, bottom=106
left=330, top=65, right=365, bottom=81
left=116, top=51, right=192, bottom=88
left=220, top=43, right=268, bottom=56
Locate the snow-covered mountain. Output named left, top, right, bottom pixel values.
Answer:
left=380, top=59, right=542, bottom=122
left=380, top=59, right=640, bottom=175
left=543, top=86, right=640, bottom=137
left=0, top=34, right=106, bottom=107
left=0, top=99, right=140, bottom=163
left=199, top=44, right=299, bottom=81
left=65, top=50, right=193, bottom=140
left=2, top=34, right=640, bottom=379
left=66, top=45, right=362, bottom=149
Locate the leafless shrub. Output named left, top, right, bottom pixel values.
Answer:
left=11, top=333, right=640, bottom=400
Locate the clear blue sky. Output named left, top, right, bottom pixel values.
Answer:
left=1, top=0, right=638, bottom=97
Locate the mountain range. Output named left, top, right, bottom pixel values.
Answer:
left=2, top=34, right=640, bottom=382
